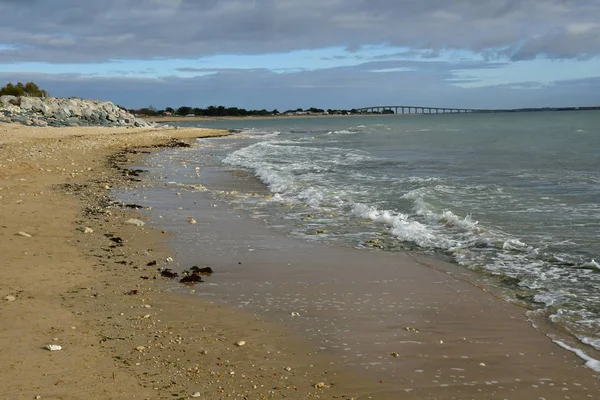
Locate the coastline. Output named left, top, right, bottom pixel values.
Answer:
left=141, top=114, right=402, bottom=124
left=0, top=124, right=376, bottom=399
left=1, top=123, right=598, bottom=399
left=122, top=132, right=600, bottom=397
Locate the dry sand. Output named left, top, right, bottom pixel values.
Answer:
left=1, top=123, right=598, bottom=400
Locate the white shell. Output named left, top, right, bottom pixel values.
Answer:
left=235, top=341, right=246, bottom=347
left=45, top=344, right=62, bottom=351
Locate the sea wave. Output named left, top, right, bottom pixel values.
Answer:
left=215, top=124, right=600, bottom=356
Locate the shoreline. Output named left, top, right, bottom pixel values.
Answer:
left=141, top=114, right=404, bottom=123
left=0, top=124, right=377, bottom=399
left=120, top=139, right=600, bottom=397
left=1, top=123, right=599, bottom=399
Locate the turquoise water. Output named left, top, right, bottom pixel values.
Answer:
left=164, top=112, right=600, bottom=353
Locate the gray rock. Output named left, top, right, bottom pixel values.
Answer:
left=18, top=97, right=45, bottom=112
left=0, top=96, right=148, bottom=128
left=0, top=95, right=17, bottom=107
left=124, top=218, right=145, bottom=227
left=65, top=117, right=81, bottom=126
left=31, top=118, right=48, bottom=127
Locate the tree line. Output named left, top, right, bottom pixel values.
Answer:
left=1, top=81, right=363, bottom=117
left=0, top=81, right=49, bottom=97
left=129, top=105, right=360, bottom=117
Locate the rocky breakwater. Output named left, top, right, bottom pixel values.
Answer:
left=0, top=96, right=150, bottom=127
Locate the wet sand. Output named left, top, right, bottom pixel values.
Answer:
left=119, top=147, right=600, bottom=399
left=0, top=124, right=378, bottom=399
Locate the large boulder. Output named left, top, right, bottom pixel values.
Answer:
left=18, top=97, right=44, bottom=112
left=0, top=95, right=17, bottom=107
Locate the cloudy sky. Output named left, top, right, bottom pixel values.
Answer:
left=1, top=0, right=599, bottom=110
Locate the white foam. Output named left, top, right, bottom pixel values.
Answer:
left=580, top=259, right=600, bottom=270
left=580, top=336, right=600, bottom=351
left=391, top=218, right=441, bottom=247
left=440, top=210, right=479, bottom=231
left=553, top=339, right=600, bottom=372
left=352, top=203, right=448, bottom=248
left=298, top=187, right=324, bottom=208
left=502, top=238, right=532, bottom=252
left=327, top=129, right=353, bottom=135
left=404, top=176, right=442, bottom=183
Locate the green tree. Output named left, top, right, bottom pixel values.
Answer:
left=0, top=81, right=48, bottom=97
left=177, top=106, right=192, bottom=116
left=138, top=106, right=160, bottom=116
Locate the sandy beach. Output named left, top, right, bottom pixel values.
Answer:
left=0, top=124, right=375, bottom=399
left=1, top=123, right=599, bottom=400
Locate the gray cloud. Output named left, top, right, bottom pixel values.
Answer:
left=0, top=0, right=599, bottom=63
left=2, top=59, right=597, bottom=110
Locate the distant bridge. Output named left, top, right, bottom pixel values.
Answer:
left=355, top=106, right=487, bottom=114
left=354, top=105, right=600, bottom=114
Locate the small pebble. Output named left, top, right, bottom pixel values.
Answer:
left=235, top=341, right=246, bottom=347
left=17, top=231, right=32, bottom=237
left=191, top=392, right=201, bottom=398
left=3, top=295, right=16, bottom=302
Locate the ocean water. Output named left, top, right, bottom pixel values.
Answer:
left=159, top=112, right=600, bottom=355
